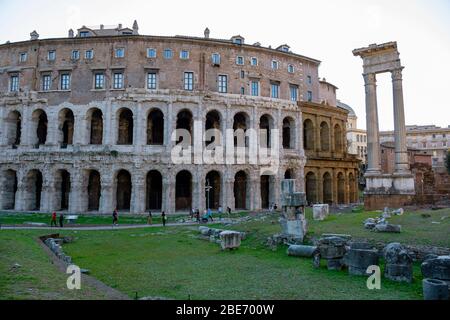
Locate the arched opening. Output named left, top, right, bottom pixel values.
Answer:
left=259, top=114, right=274, bottom=148
left=55, top=170, right=71, bottom=211
left=320, top=122, right=330, bottom=152
left=305, top=172, right=317, bottom=205
left=205, top=171, right=221, bottom=210
left=283, top=117, right=295, bottom=149
left=87, top=170, right=101, bottom=211
left=205, top=110, right=221, bottom=148
left=25, top=169, right=43, bottom=211
left=260, top=175, right=272, bottom=209
left=146, top=170, right=162, bottom=210
left=32, top=109, right=48, bottom=146
left=116, top=170, right=132, bottom=211
left=147, top=109, right=164, bottom=145
left=6, top=111, right=21, bottom=147
left=303, top=119, right=314, bottom=151
left=349, top=173, right=357, bottom=203
left=88, top=108, right=103, bottom=145
left=323, top=172, right=333, bottom=204
left=234, top=171, right=248, bottom=210
left=1, top=170, right=17, bottom=210
left=176, top=170, right=192, bottom=211
left=117, top=108, right=134, bottom=145
left=334, top=124, right=343, bottom=153
left=176, top=110, right=193, bottom=145
left=285, top=169, right=294, bottom=179
left=337, top=172, right=345, bottom=204
left=59, top=109, right=74, bottom=148
left=233, top=112, right=249, bottom=147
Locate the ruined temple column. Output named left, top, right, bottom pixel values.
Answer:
left=391, top=68, right=410, bottom=174
left=364, top=73, right=381, bottom=174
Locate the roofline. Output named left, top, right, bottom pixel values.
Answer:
left=0, top=34, right=322, bottom=65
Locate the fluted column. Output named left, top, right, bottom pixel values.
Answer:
left=364, top=73, right=381, bottom=174
left=391, top=68, right=410, bottom=174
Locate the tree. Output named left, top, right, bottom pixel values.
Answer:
left=445, top=150, right=450, bottom=174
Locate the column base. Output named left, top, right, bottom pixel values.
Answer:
left=364, top=194, right=415, bottom=211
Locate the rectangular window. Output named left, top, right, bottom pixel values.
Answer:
left=271, top=60, right=279, bottom=70
left=164, top=49, right=173, bottom=59
left=19, top=52, right=28, bottom=63
left=71, top=50, right=80, bottom=60
left=290, top=85, right=298, bottom=102
left=48, top=50, right=56, bottom=61
left=288, top=64, right=294, bottom=73
left=115, top=48, right=125, bottom=58
left=94, top=73, right=105, bottom=90
left=251, top=57, right=258, bottom=66
left=218, top=75, right=228, bottom=93
left=240, top=70, right=245, bottom=79
left=180, top=50, right=189, bottom=60
left=236, top=56, right=244, bottom=65
left=147, top=73, right=157, bottom=90
left=79, top=31, right=90, bottom=37
left=184, top=72, right=194, bottom=91
left=307, top=75, right=312, bottom=84
left=10, top=75, right=19, bottom=92
left=60, top=73, right=71, bottom=90
left=251, top=81, right=259, bottom=96
left=212, top=53, right=221, bottom=65
left=271, top=83, right=280, bottom=99
left=147, top=48, right=157, bottom=58
left=307, top=91, right=313, bottom=102
left=113, top=72, right=124, bottom=89
left=85, top=50, right=94, bottom=60
left=42, top=75, right=51, bottom=91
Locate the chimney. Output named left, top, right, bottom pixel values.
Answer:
left=30, top=30, right=39, bottom=41
left=204, top=27, right=210, bottom=39
left=68, top=29, right=74, bottom=38
left=133, top=20, right=139, bottom=34
left=118, top=23, right=122, bottom=29
left=100, top=24, right=104, bottom=30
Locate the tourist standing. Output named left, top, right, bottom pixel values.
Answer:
left=147, top=211, right=153, bottom=225
left=227, top=206, right=232, bottom=216
left=113, top=209, right=119, bottom=226
left=196, top=210, right=200, bottom=223
left=59, top=214, right=64, bottom=228
left=161, top=211, right=167, bottom=227
left=51, top=211, right=57, bottom=227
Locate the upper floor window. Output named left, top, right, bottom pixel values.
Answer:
left=85, top=50, right=94, bottom=60
left=115, top=48, right=125, bottom=58
left=251, top=81, right=259, bottom=96
left=71, top=50, right=80, bottom=60
left=290, top=85, right=298, bottom=102
left=233, top=38, right=242, bottom=45
left=271, top=60, right=279, bottom=70
left=271, top=82, right=280, bottom=99
left=180, top=50, right=189, bottom=60
left=19, top=52, right=28, bottom=63
left=94, top=72, right=105, bottom=90
left=147, top=72, right=157, bottom=90
left=218, top=75, right=228, bottom=93
left=164, top=49, right=173, bottom=59
left=113, top=72, right=124, bottom=89
left=147, top=48, right=157, bottom=58
left=236, top=56, right=244, bottom=65
left=79, top=31, right=90, bottom=38
left=251, top=57, right=258, bottom=66
left=9, top=75, right=19, bottom=92
left=240, top=70, right=245, bottom=79
left=42, top=74, right=51, bottom=91
left=288, top=64, right=295, bottom=73
left=60, top=73, right=71, bottom=90
left=307, top=91, right=313, bottom=102
left=307, top=75, right=312, bottom=84
left=184, top=72, right=194, bottom=91
left=48, top=50, right=56, bottom=61
left=212, top=53, right=221, bottom=65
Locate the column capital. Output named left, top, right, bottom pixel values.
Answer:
left=363, top=73, right=377, bottom=85
left=391, top=67, right=404, bottom=81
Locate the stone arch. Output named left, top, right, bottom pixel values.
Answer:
left=176, top=109, right=193, bottom=145
left=87, top=108, right=103, bottom=145
left=5, top=110, right=21, bottom=146
left=87, top=170, right=101, bottom=211
left=285, top=169, right=294, bottom=179
left=303, top=119, right=314, bottom=151
left=323, top=172, right=333, bottom=204
left=58, top=108, right=74, bottom=147
left=175, top=170, right=192, bottom=211
left=146, top=170, right=162, bottom=210
left=205, top=170, right=221, bottom=210
left=334, top=124, right=343, bottom=153
left=337, top=172, right=345, bottom=204
left=54, top=169, right=71, bottom=211
left=283, top=117, right=295, bottom=149
left=147, top=108, right=164, bottom=145
left=1, top=169, right=17, bottom=210
left=233, top=112, right=250, bottom=147
left=31, top=109, right=48, bottom=146
left=320, top=122, right=330, bottom=152
left=259, top=114, right=274, bottom=148
left=205, top=110, right=222, bottom=147
left=234, top=170, right=249, bottom=210
left=24, top=169, right=43, bottom=211
left=116, top=169, right=132, bottom=211
left=305, top=172, right=317, bottom=205
left=117, top=108, right=134, bottom=145
left=349, top=172, right=357, bottom=203
left=260, top=174, right=275, bottom=209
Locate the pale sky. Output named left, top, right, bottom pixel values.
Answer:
left=0, top=0, right=449, bottom=130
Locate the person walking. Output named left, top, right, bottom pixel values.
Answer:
left=161, top=211, right=167, bottom=227
left=59, top=213, right=64, bottom=228
left=147, top=211, right=153, bottom=225
left=51, top=211, right=57, bottom=227
left=196, top=210, right=200, bottom=223
left=112, top=209, right=119, bottom=226
left=207, top=208, right=214, bottom=222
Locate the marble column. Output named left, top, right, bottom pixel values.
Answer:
left=364, top=73, right=381, bottom=174
left=391, top=68, right=410, bottom=174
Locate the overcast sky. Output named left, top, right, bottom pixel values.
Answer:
left=0, top=0, right=449, bottom=130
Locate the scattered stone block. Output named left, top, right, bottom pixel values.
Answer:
left=280, top=218, right=307, bottom=243
left=384, top=243, right=413, bottom=283
left=345, top=248, right=379, bottom=276
left=313, top=204, right=329, bottom=221
left=422, top=278, right=450, bottom=300
left=287, top=245, right=317, bottom=258
left=219, top=231, right=241, bottom=250
left=421, top=256, right=450, bottom=281
left=374, top=224, right=401, bottom=233
left=327, top=259, right=343, bottom=271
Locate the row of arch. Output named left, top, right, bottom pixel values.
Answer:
left=305, top=171, right=358, bottom=205
left=3, top=108, right=297, bottom=149
left=303, top=119, right=344, bottom=153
